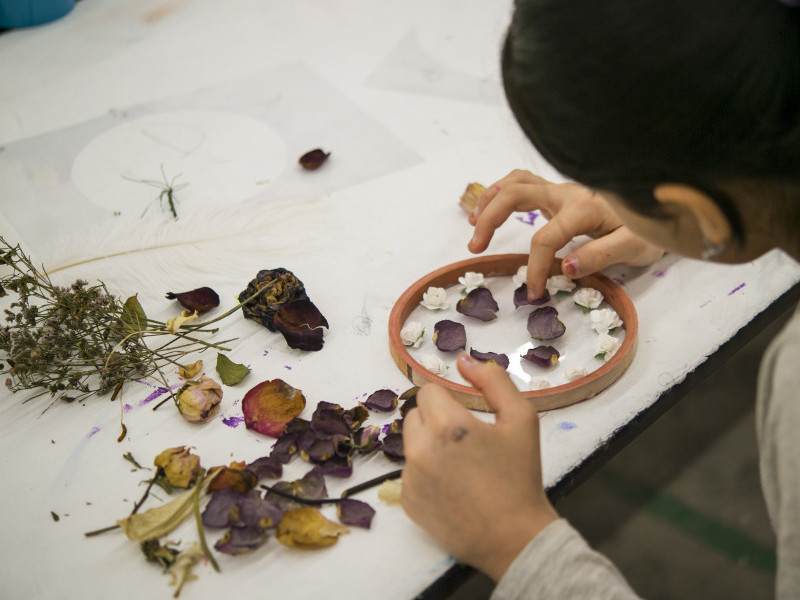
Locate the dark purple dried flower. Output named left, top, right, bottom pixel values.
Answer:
left=273, top=298, right=329, bottom=351
left=246, top=455, right=283, bottom=479
left=239, top=268, right=308, bottom=331
left=355, top=425, right=382, bottom=454
left=298, top=148, right=330, bottom=170
left=364, top=389, right=398, bottom=412
left=265, top=468, right=328, bottom=510
left=522, top=346, right=560, bottom=368
left=270, top=431, right=300, bottom=464
left=337, top=499, right=375, bottom=529
left=314, top=455, right=353, bottom=478
left=382, top=433, right=404, bottom=462
left=284, top=417, right=311, bottom=435
left=399, top=388, right=418, bottom=418
left=513, top=284, right=550, bottom=308
left=311, top=402, right=349, bottom=435
left=456, top=287, right=499, bottom=321
left=165, top=286, right=220, bottom=313
left=343, top=405, right=369, bottom=431
left=433, top=319, right=467, bottom=352
left=469, top=348, right=510, bottom=369
left=527, top=306, right=566, bottom=340
left=202, top=489, right=282, bottom=530
left=214, top=526, right=270, bottom=555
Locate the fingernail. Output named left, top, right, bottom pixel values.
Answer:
left=562, top=257, right=580, bottom=277
left=471, top=206, right=479, bottom=219
left=458, top=353, right=476, bottom=366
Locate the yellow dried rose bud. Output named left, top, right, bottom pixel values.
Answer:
left=177, top=376, right=222, bottom=423
left=153, top=446, right=202, bottom=488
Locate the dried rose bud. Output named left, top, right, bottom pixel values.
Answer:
left=153, top=446, right=202, bottom=488
left=527, top=306, right=566, bottom=340
left=165, top=287, right=220, bottom=314
left=522, top=345, right=560, bottom=368
left=433, top=319, right=467, bottom=352
left=298, top=148, right=330, bottom=170
left=177, top=376, right=223, bottom=423
left=459, top=182, right=486, bottom=214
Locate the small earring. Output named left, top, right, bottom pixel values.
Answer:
left=701, top=235, right=726, bottom=260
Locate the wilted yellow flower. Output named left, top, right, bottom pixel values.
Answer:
left=153, top=446, right=202, bottom=488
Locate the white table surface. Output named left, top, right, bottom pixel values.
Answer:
left=2, top=1, right=799, bottom=599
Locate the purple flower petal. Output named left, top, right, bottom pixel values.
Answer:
left=214, top=526, right=270, bottom=555
left=522, top=346, right=560, bottom=368
left=355, top=425, right=382, bottom=454
left=265, top=468, right=328, bottom=510
left=298, top=148, right=330, bottom=170
left=165, top=286, right=220, bottom=314
left=202, top=489, right=245, bottom=528
left=469, top=348, right=510, bottom=369
left=399, top=388, right=418, bottom=417
left=364, top=389, right=398, bottom=412
left=246, top=455, right=283, bottom=479
left=343, top=405, right=369, bottom=431
left=238, top=491, right=284, bottom=529
left=527, top=306, right=566, bottom=340
left=273, top=298, right=329, bottom=351
left=314, top=455, right=353, bottom=478
left=311, top=402, right=349, bottom=435
left=513, top=284, right=550, bottom=308
left=337, top=499, right=375, bottom=529
left=433, top=319, right=467, bottom=352
left=270, top=431, right=300, bottom=464
left=382, top=433, right=404, bottom=462
left=456, top=287, right=498, bottom=321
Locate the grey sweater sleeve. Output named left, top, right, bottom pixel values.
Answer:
left=491, top=519, right=642, bottom=600
left=756, top=304, right=800, bottom=599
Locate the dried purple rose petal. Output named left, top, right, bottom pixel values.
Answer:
left=311, top=402, right=349, bottom=435
left=298, top=148, right=330, bottom=170
left=355, top=425, right=382, bottom=454
left=343, top=405, right=369, bottom=431
left=237, top=491, right=283, bottom=529
left=433, top=319, right=467, bottom=352
left=527, top=306, right=566, bottom=340
left=273, top=298, right=329, bottom=351
left=266, top=468, right=328, bottom=510
left=239, top=268, right=308, bottom=331
left=469, top=348, right=510, bottom=369
left=300, top=435, right=338, bottom=464
left=513, top=284, right=550, bottom=308
left=270, top=431, right=300, bottom=464
left=337, top=499, right=376, bottom=529
left=202, top=489, right=245, bottom=528
left=314, top=455, right=353, bottom=478
left=382, top=433, right=404, bottom=462
left=214, top=526, right=270, bottom=555
left=364, top=389, right=398, bottom=412
left=522, top=346, right=560, bottom=368
left=456, top=287, right=499, bottom=321
left=246, top=455, right=283, bottom=479
left=165, top=286, right=220, bottom=314
left=399, top=388, right=418, bottom=417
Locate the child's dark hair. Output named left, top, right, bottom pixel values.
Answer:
left=501, top=0, right=800, bottom=241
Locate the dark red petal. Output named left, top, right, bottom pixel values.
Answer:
left=456, top=287, right=498, bottom=321
left=469, top=348, right=510, bottom=369
left=165, top=286, right=220, bottom=313
left=273, top=298, right=329, bottom=351
left=527, top=306, right=566, bottom=340
left=433, top=319, right=467, bottom=352
left=337, top=499, right=375, bottom=529
left=513, top=284, right=550, bottom=308
left=522, top=345, right=560, bottom=368
left=364, top=389, right=398, bottom=412
left=298, top=148, right=330, bottom=170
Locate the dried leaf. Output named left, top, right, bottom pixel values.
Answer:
left=215, top=353, right=250, bottom=386
left=121, top=295, right=148, bottom=334
left=276, top=507, right=349, bottom=549
left=242, top=379, right=306, bottom=437
left=168, top=543, right=204, bottom=598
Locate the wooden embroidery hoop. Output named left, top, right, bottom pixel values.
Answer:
left=388, top=254, right=638, bottom=412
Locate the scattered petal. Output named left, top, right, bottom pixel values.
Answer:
left=378, top=479, right=402, bottom=504
left=399, top=388, right=418, bottom=417
left=165, top=287, right=220, bottom=314
left=382, top=433, right=404, bottom=461
left=337, top=499, right=375, bottom=529
left=456, top=287, right=498, bottom=321
left=354, top=425, right=382, bottom=454
left=141, top=539, right=179, bottom=570
left=266, top=469, right=328, bottom=510
left=165, top=310, right=198, bottom=334
left=573, top=287, right=604, bottom=311
left=469, top=348, right=510, bottom=369
left=458, top=271, right=485, bottom=294
left=177, top=377, right=222, bottom=424
left=153, top=446, right=202, bottom=488
left=420, top=286, right=450, bottom=310
left=215, top=353, right=250, bottom=385
left=364, top=389, right=398, bottom=412
left=202, top=488, right=282, bottom=530
left=459, top=182, right=486, bottom=214
left=276, top=507, right=349, bottom=549
left=298, top=148, right=330, bottom=170
left=590, top=308, right=623, bottom=334
left=215, top=526, right=270, bottom=555
left=529, top=377, right=551, bottom=390
left=522, top=346, right=560, bottom=368
left=207, top=466, right=258, bottom=493
left=546, top=275, right=577, bottom=296
left=178, top=360, right=203, bottom=379
left=273, top=298, right=329, bottom=351
left=314, top=455, right=353, bottom=478
left=343, top=405, right=369, bottom=431
left=565, top=366, right=588, bottom=381
left=418, top=354, right=448, bottom=375
left=242, top=379, right=307, bottom=438
left=270, top=431, right=301, bottom=464
left=595, top=333, right=621, bottom=361
left=433, top=320, right=467, bottom=352
left=527, top=306, right=566, bottom=340
left=513, top=284, right=550, bottom=308
left=400, top=321, right=425, bottom=348
left=246, top=455, right=283, bottom=479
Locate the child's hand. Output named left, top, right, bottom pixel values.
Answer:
left=401, top=354, right=559, bottom=582
left=468, top=170, right=664, bottom=299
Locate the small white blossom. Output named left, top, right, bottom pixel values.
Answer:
left=590, top=308, right=623, bottom=334
left=595, top=333, right=621, bottom=361
left=546, top=275, right=577, bottom=296
left=400, top=321, right=425, bottom=348
left=512, top=266, right=527, bottom=286
left=420, top=286, right=450, bottom=310
left=529, top=377, right=551, bottom=391
left=418, top=354, right=448, bottom=375
left=573, top=287, right=604, bottom=310
left=564, top=366, right=587, bottom=382
left=458, top=271, right=485, bottom=294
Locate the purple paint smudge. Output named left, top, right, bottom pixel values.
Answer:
left=139, top=386, right=169, bottom=406
left=728, top=283, right=746, bottom=296
left=515, top=211, right=539, bottom=226
left=558, top=421, right=577, bottom=431
left=123, top=403, right=133, bottom=413
left=87, top=426, right=101, bottom=438
left=284, top=365, right=292, bottom=370
left=263, top=350, right=269, bottom=356
left=612, top=277, right=626, bottom=286
left=222, top=416, right=245, bottom=428
left=652, top=269, right=667, bottom=278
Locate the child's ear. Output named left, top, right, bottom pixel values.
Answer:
left=653, top=183, right=732, bottom=248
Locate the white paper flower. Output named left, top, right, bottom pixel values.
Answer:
left=458, top=271, right=485, bottom=294
left=573, top=287, right=604, bottom=310
left=589, top=308, right=623, bottom=334
left=418, top=354, right=448, bottom=375
left=512, top=266, right=527, bottom=286
left=546, top=275, right=577, bottom=296
left=420, top=286, right=450, bottom=310
left=565, top=366, right=587, bottom=382
left=400, top=321, right=425, bottom=348
left=529, top=377, right=551, bottom=391
left=595, top=333, right=621, bottom=361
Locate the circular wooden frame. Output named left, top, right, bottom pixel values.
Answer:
left=388, top=254, right=638, bottom=412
